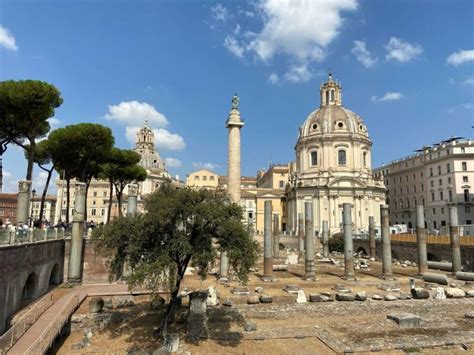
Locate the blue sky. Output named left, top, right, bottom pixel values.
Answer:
left=1, top=0, right=473, bottom=193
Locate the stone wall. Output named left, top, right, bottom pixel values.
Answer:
left=64, top=239, right=112, bottom=284
left=0, top=240, right=64, bottom=334
left=353, top=239, right=474, bottom=272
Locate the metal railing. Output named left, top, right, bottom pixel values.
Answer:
left=0, top=293, right=53, bottom=354
left=0, top=226, right=95, bottom=246
left=25, top=293, right=80, bottom=355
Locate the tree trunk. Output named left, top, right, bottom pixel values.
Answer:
left=25, top=139, right=35, bottom=181
left=107, top=181, right=113, bottom=223
left=38, top=167, right=53, bottom=222
left=65, top=178, right=70, bottom=224
left=117, top=190, right=123, bottom=217
left=157, top=255, right=191, bottom=337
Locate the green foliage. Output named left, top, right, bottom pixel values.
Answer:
left=99, top=148, right=147, bottom=218
left=93, top=183, right=259, bottom=291
left=48, top=123, right=115, bottom=182
left=328, top=232, right=345, bottom=253
left=0, top=80, right=63, bottom=179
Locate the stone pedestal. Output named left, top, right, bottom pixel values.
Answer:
left=449, top=206, right=461, bottom=274
left=380, top=205, right=393, bottom=280
left=187, top=291, right=209, bottom=340
left=262, top=200, right=274, bottom=281
left=343, top=203, right=355, bottom=280
left=68, top=182, right=86, bottom=283
left=368, top=216, right=376, bottom=258
left=304, top=202, right=315, bottom=281
left=416, top=205, right=428, bottom=275
left=126, top=184, right=138, bottom=217
left=16, top=180, right=31, bottom=226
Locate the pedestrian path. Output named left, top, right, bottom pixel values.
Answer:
left=7, top=283, right=128, bottom=354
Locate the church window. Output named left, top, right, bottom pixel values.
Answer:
left=210, top=176, right=215, bottom=181
left=279, top=181, right=285, bottom=188
left=338, top=150, right=346, bottom=165
left=337, top=122, right=343, bottom=128
left=312, top=124, right=318, bottom=130
left=310, top=151, right=318, bottom=166
left=359, top=124, right=363, bottom=130
left=325, top=91, right=329, bottom=104
left=330, top=90, right=334, bottom=101
left=194, top=176, right=199, bottom=180
left=363, top=152, right=367, bottom=167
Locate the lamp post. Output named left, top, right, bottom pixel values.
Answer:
left=30, top=188, right=36, bottom=227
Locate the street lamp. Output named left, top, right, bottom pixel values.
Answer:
left=30, top=188, right=36, bottom=227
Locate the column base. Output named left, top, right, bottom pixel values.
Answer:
left=66, top=278, right=82, bottom=286
left=218, top=277, right=229, bottom=284
left=342, top=275, right=356, bottom=281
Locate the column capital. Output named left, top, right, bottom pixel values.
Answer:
left=18, top=180, right=32, bottom=193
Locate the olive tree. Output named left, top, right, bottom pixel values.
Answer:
left=93, top=184, right=259, bottom=336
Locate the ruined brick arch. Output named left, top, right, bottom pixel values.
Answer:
left=22, top=272, right=38, bottom=304
left=49, top=263, right=61, bottom=286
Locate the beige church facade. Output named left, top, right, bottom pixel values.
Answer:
left=286, top=74, right=386, bottom=235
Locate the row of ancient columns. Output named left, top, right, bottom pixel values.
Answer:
left=262, top=201, right=463, bottom=281
left=415, top=205, right=462, bottom=275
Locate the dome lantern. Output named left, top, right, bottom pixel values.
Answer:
left=320, top=72, right=342, bottom=107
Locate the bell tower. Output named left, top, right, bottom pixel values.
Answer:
left=320, top=72, right=342, bottom=107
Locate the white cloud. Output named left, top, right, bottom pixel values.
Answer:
left=268, top=73, right=279, bottom=85
left=351, top=40, right=377, bottom=68
left=385, top=37, right=422, bottom=63
left=105, top=101, right=168, bottom=127
left=164, top=157, right=182, bottom=168
left=464, top=76, right=474, bottom=86
left=219, top=0, right=357, bottom=80
left=247, top=0, right=357, bottom=63
left=125, top=126, right=185, bottom=151
left=48, top=118, right=61, bottom=128
left=211, top=3, right=230, bottom=22
left=224, top=35, right=245, bottom=58
left=284, top=62, right=313, bottom=83
left=370, top=92, right=404, bottom=102
left=447, top=49, right=474, bottom=66
left=463, top=103, right=474, bottom=110
left=0, top=25, right=18, bottom=51
left=192, top=162, right=219, bottom=171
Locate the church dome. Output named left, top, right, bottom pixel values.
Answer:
left=298, top=73, right=369, bottom=141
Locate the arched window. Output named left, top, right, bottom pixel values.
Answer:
left=330, top=90, right=334, bottom=101
left=338, top=150, right=346, bottom=165
left=363, top=152, right=367, bottom=167
left=310, top=151, right=318, bottom=166
left=325, top=91, right=329, bottom=104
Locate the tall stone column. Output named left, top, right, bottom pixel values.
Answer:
left=126, top=184, right=138, bottom=217
left=343, top=203, right=355, bottom=280
left=304, top=201, right=315, bottom=280
left=322, top=220, right=329, bottom=257
left=68, top=182, right=86, bottom=283
left=298, top=212, right=305, bottom=258
left=380, top=205, right=393, bottom=279
left=273, top=213, right=280, bottom=258
left=262, top=201, right=274, bottom=281
left=449, top=206, right=461, bottom=274
left=16, top=180, right=32, bottom=226
left=221, top=94, right=244, bottom=282
left=415, top=205, right=428, bottom=275
left=368, top=216, right=376, bottom=258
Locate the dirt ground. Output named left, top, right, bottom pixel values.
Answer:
left=54, top=250, right=474, bottom=355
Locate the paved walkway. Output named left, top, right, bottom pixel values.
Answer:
left=7, top=283, right=128, bottom=354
